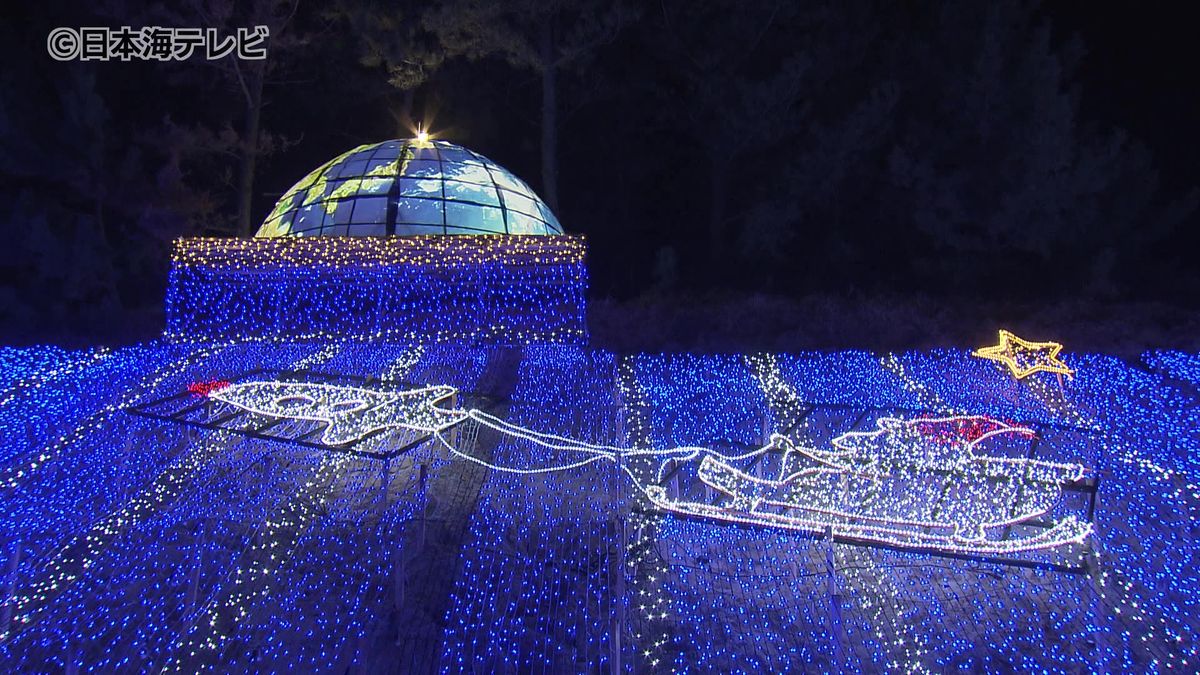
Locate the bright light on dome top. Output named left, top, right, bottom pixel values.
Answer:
left=256, top=138, right=564, bottom=237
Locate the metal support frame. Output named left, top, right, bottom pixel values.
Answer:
left=124, top=368, right=504, bottom=460
left=627, top=400, right=1102, bottom=576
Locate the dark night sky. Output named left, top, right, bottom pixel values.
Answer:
left=1051, top=2, right=1199, bottom=194
left=1053, top=2, right=1200, bottom=290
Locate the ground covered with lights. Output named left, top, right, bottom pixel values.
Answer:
left=1, top=341, right=1197, bottom=672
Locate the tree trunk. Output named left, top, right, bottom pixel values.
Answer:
left=708, top=158, right=730, bottom=264
left=237, top=65, right=266, bottom=237
left=540, top=21, right=560, bottom=214
left=93, top=193, right=123, bottom=312
left=401, top=88, right=416, bottom=134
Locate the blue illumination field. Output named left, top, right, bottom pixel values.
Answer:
left=0, top=342, right=1196, bottom=672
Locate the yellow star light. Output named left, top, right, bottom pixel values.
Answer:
left=972, top=329, right=1074, bottom=379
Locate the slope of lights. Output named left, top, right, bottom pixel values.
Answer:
left=0, top=342, right=1195, bottom=673
left=1144, top=350, right=1200, bottom=392
left=434, top=346, right=626, bottom=671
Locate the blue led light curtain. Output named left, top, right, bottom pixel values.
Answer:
left=164, top=237, right=588, bottom=343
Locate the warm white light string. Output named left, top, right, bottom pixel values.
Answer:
left=3, top=343, right=335, bottom=666
left=1, top=340, right=332, bottom=646
left=160, top=344, right=439, bottom=671
left=0, top=347, right=111, bottom=409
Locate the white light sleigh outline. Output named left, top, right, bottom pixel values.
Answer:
left=442, top=408, right=1093, bottom=557
left=188, top=380, right=1093, bottom=557
left=640, top=416, right=1093, bottom=556
left=206, top=380, right=467, bottom=446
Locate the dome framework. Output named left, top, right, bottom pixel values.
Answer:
left=257, top=139, right=564, bottom=238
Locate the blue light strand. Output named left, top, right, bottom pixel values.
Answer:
left=163, top=237, right=588, bottom=345
left=436, top=346, right=621, bottom=672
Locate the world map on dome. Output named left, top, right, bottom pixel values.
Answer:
left=256, top=139, right=564, bottom=237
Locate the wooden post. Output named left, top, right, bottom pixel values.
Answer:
left=1, top=538, right=22, bottom=637
left=418, top=463, right=428, bottom=550
left=447, top=391, right=460, bottom=449
left=65, top=641, right=81, bottom=675
left=188, top=521, right=208, bottom=612
left=380, top=458, right=391, bottom=509
left=758, top=413, right=772, bottom=480
left=825, top=526, right=843, bottom=670
left=611, top=361, right=627, bottom=672
left=120, top=432, right=138, bottom=509
left=610, top=516, right=625, bottom=673
left=393, top=545, right=405, bottom=614
left=613, top=370, right=627, bottom=511
left=1085, top=548, right=1108, bottom=675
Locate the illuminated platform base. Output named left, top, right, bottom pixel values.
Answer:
left=163, top=235, right=588, bottom=344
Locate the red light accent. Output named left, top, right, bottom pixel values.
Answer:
left=915, top=416, right=1037, bottom=445
left=188, top=380, right=231, bottom=397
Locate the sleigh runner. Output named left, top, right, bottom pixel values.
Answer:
left=642, top=415, right=1094, bottom=556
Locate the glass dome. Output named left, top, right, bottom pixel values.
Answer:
left=257, top=139, right=564, bottom=237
